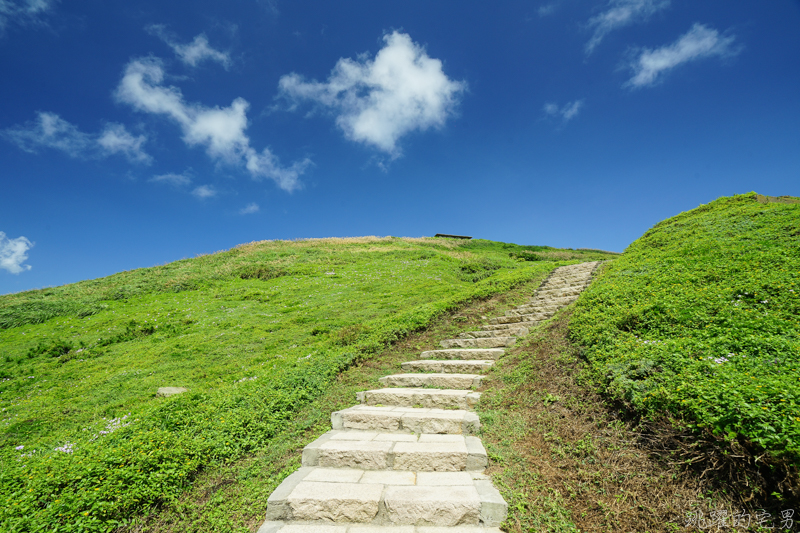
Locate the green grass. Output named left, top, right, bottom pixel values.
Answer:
left=570, top=193, right=800, bottom=473
left=0, top=235, right=614, bottom=532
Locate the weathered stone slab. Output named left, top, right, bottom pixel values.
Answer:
left=416, top=472, right=474, bottom=486
left=400, top=360, right=494, bottom=374
left=317, top=440, right=393, bottom=470
left=438, top=337, right=515, bottom=349
left=420, top=349, right=504, bottom=361
left=392, top=441, right=468, bottom=471
left=383, top=485, right=482, bottom=526
left=287, top=481, right=382, bottom=522
left=157, top=387, right=188, bottom=397
left=379, top=373, right=483, bottom=389
left=474, top=480, right=508, bottom=527
left=358, top=388, right=480, bottom=410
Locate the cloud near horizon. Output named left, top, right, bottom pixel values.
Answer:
left=2, top=112, right=151, bottom=163
left=586, top=0, right=670, bottom=55
left=626, top=23, right=739, bottom=88
left=147, top=25, right=231, bottom=68
left=116, top=57, right=309, bottom=191
left=278, top=31, right=466, bottom=158
left=0, top=231, right=33, bottom=274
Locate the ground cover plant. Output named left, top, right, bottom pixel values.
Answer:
left=118, top=272, right=552, bottom=533
left=479, top=309, right=737, bottom=533
left=0, top=235, right=614, bottom=532
left=570, top=193, right=800, bottom=501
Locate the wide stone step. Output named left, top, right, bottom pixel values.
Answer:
left=480, top=321, right=541, bottom=331
left=458, top=326, right=528, bottom=339
left=504, top=308, right=552, bottom=318
left=489, top=313, right=548, bottom=324
left=533, top=286, right=585, bottom=298
left=332, top=406, right=480, bottom=435
left=401, top=360, right=495, bottom=374
left=265, top=467, right=506, bottom=526
left=259, top=523, right=503, bottom=533
left=302, top=431, right=488, bottom=471
left=357, top=388, right=481, bottom=410
left=420, top=348, right=504, bottom=360
left=379, top=373, right=484, bottom=389
left=439, top=337, right=515, bottom=349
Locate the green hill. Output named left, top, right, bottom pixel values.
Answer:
left=571, top=193, right=800, bottom=492
left=0, top=236, right=612, bottom=532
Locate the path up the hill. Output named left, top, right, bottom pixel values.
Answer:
left=257, top=261, right=601, bottom=533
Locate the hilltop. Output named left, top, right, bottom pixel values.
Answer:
left=0, top=236, right=613, bottom=531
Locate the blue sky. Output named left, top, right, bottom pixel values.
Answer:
left=1, top=1, right=798, bottom=294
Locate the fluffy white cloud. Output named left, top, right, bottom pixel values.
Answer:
left=0, top=0, right=54, bottom=32
left=626, top=23, right=739, bottom=88
left=239, top=202, right=259, bottom=214
left=279, top=31, right=466, bottom=157
left=150, top=172, right=191, bottom=186
left=97, top=123, right=151, bottom=163
left=0, top=231, right=33, bottom=274
left=147, top=25, right=231, bottom=68
left=586, top=0, right=670, bottom=54
left=2, top=112, right=151, bottom=163
left=116, top=57, right=308, bottom=191
left=191, top=185, right=216, bottom=199
left=543, top=99, right=584, bottom=122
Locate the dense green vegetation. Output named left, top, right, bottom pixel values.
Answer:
left=571, top=194, right=800, bottom=472
left=0, top=236, right=612, bottom=532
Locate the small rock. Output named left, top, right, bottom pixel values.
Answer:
left=157, top=387, right=188, bottom=397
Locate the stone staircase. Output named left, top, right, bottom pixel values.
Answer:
left=257, top=261, right=600, bottom=533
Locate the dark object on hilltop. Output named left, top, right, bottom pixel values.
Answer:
left=434, top=234, right=472, bottom=239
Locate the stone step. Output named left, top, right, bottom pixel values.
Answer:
left=504, top=308, right=552, bottom=318
left=458, top=326, right=528, bottom=339
left=420, top=348, right=504, bottom=360
left=332, top=406, right=480, bottom=435
left=265, top=467, right=506, bottom=526
left=401, top=360, right=495, bottom=374
left=302, top=431, right=488, bottom=471
left=259, top=523, right=503, bottom=533
left=533, top=286, right=585, bottom=298
left=357, top=388, right=481, bottom=410
left=480, top=321, right=541, bottom=331
left=380, top=373, right=484, bottom=389
left=489, top=313, right=548, bottom=324
left=439, top=337, right=515, bottom=349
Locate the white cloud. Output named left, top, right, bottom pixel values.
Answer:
left=0, top=0, right=55, bottom=32
left=97, top=123, right=152, bottom=163
left=537, top=2, right=562, bottom=17
left=543, top=99, right=584, bottom=122
left=626, top=23, right=739, bottom=88
left=2, top=112, right=152, bottom=163
left=279, top=31, right=466, bottom=157
left=0, top=231, right=33, bottom=274
left=191, top=184, right=216, bottom=199
left=3, top=112, right=91, bottom=156
left=239, top=202, right=259, bottom=214
left=586, top=0, right=670, bottom=55
left=150, top=172, right=191, bottom=186
left=146, top=25, right=231, bottom=68
left=116, top=57, right=308, bottom=191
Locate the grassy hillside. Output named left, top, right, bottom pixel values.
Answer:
left=0, top=236, right=614, bottom=532
left=570, top=193, right=800, bottom=497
